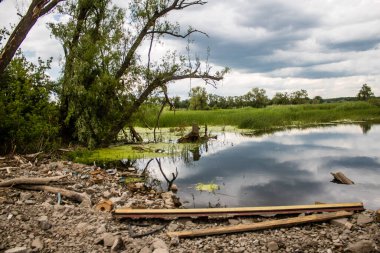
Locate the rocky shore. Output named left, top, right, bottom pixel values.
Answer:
left=0, top=155, right=379, bottom=253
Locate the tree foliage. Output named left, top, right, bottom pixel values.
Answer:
left=189, top=86, right=208, bottom=110
left=0, top=52, right=59, bottom=154
left=357, top=84, right=374, bottom=101
left=49, top=0, right=226, bottom=147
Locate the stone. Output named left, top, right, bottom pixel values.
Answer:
left=139, top=246, right=152, bottom=253
left=267, top=241, right=279, bottom=251
left=4, top=247, right=28, bottom=253
left=152, top=249, right=169, bottom=253
left=331, top=218, right=353, bottom=229
left=357, top=214, right=373, bottom=225
left=31, top=237, right=44, bottom=250
left=76, top=222, right=89, bottom=231
left=185, top=220, right=195, bottom=227
left=346, top=240, right=376, bottom=253
left=96, top=224, right=107, bottom=234
left=167, top=223, right=179, bottom=232
left=37, top=216, right=52, bottom=230
left=103, top=190, right=112, bottom=199
left=103, top=233, right=116, bottom=247
left=170, top=184, right=178, bottom=192
left=228, top=219, right=240, bottom=225
left=111, top=237, right=125, bottom=253
left=20, top=192, right=32, bottom=201
left=152, top=238, right=168, bottom=250
left=170, top=236, right=180, bottom=246
left=376, top=209, right=380, bottom=222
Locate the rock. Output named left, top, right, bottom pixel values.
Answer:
left=267, top=241, right=279, bottom=251
left=37, top=216, right=52, bottom=230
left=228, top=219, right=240, bottom=225
left=135, top=183, right=144, bottom=189
left=139, top=246, right=152, bottom=253
left=170, top=236, right=180, bottom=246
left=4, top=247, right=28, bottom=253
left=76, top=222, right=89, bottom=231
left=24, top=200, right=36, bottom=205
left=20, top=192, right=32, bottom=201
left=357, top=214, right=373, bottom=225
left=161, top=192, right=174, bottom=206
left=185, top=220, right=195, bottom=228
left=96, top=224, right=107, bottom=234
left=152, top=249, right=169, bottom=253
left=31, top=237, right=44, bottom=250
left=103, top=233, right=116, bottom=247
left=152, top=238, right=168, bottom=250
left=346, top=240, right=376, bottom=253
left=103, top=190, right=112, bottom=199
left=331, top=218, right=353, bottom=229
left=111, top=237, right=125, bottom=253
left=376, top=209, right=380, bottom=222
left=170, top=184, right=178, bottom=193
left=167, top=223, right=179, bottom=232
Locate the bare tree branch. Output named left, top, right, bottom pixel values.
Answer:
left=147, top=29, right=208, bottom=38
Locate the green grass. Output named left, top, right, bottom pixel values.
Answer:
left=156, top=101, right=380, bottom=130
left=70, top=142, right=200, bottom=164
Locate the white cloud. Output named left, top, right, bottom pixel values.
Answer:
left=1, top=0, right=380, bottom=98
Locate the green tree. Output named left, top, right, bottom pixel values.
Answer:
left=0, top=52, right=59, bottom=154
left=243, top=88, right=268, bottom=108
left=272, top=92, right=290, bottom=105
left=189, top=86, right=208, bottom=110
left=357, top=84, right=374, bottom=100
left=290, top=89, right=309, bottom=104
left=50, top=0, right=226, bottom=147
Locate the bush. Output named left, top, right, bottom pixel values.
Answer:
left=0, top=53, right=60, bottom=154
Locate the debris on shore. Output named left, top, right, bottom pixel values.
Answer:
left=1, top=153, right=380, bottom=253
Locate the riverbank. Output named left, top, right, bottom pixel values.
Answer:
left=155, top=101, right=380, bottom=130
left=1, top=154, right=380, bottom=253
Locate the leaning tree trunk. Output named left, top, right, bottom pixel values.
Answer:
left=0, top=0, right=63, bottom=77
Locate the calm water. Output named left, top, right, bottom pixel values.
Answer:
left=136, top=124, right=380, bottom=209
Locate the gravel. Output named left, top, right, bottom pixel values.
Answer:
left=1, top=155, right=379, bottom=252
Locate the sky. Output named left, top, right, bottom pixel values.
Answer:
left=1, top=0, right=380, bottom=99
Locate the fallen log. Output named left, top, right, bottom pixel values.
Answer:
left=113, top=202, right=364, bottom=219
left=0, top=175, right=66, bottom=187
left=18, top=185, right=91, bottom=207
left=331, top=172, right=354, bottom=185
left=167, top=211, right=353, bottom=238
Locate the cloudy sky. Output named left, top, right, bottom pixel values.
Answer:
left=1, top=0, right=380, bottom=98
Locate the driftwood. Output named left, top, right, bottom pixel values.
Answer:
left=18, top=185, right=91, bottom=207
left=114, top=202, right=364, bottom=219
left=24, top=151, right=43, bottom=158
left=0, top=175, right=66, bottom=187
left=331, top=172, right=354, bottom=185
left=167, top=211, right=353, bottom=238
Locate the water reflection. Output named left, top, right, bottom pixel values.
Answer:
left=136, top=124, right=380, bottom=209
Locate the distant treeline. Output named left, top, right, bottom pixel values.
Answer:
left=154, top=84, right=377, bottom=110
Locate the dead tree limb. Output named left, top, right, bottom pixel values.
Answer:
left=0, top=175, right=66, bottom=187
left=18, top=185, right=91, bottom=207
left=156, top=158, right=178, bottom=191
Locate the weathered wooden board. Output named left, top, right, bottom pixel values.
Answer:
left=113, top=202, right=364, bottom=219
left=167, top=211, right=353, bottom=238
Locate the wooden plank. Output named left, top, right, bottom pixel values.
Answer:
left=167, top=211, right=353, bottom=238
left=331, top=172, right=354, bottom=184
left=113, top=202, right=364, bottom=219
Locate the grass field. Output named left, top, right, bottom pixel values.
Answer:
left=154, top=101, right=380, bottom=130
